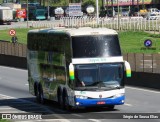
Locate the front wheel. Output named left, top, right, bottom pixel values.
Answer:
left=107, top=105, right=115, bottom=110
left=58, top=92, right=63, bottom=109
left=63, top=93, right=71, bottom=111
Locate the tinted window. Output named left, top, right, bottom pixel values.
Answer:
left=27, top=33, right=69, bottom=53
left=72, top=35, right=121, bottom=58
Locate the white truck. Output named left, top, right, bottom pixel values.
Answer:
left=0, top=6, right=13, bottom=25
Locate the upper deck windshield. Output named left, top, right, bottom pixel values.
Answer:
left=72, top=35, right=121, bottom=58
left=74, top=63, right=124, bottom=91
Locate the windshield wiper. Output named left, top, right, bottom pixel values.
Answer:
left=74, top=87, right=87, bottom=91
left=89, top=81, right=104, bottom=86
left=75, top=86, right=98, bottom=90
left=104, top=85, right=121, bottom=90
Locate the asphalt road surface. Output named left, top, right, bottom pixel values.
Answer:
left=0, top=66, right=160, bottom=122
left=0, top=20, right=61, bottom=30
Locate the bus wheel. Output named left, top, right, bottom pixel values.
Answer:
left=107, top=105, right=115, bottom=110
left=36, top=87, right=39, bottom=102
left=37, top=84, right=44, bottom=104
left=63, top=93, right=71, bottom=111
left=39, top=85, right=45, bottom=104
left=58, top=91, right=63, bottom=109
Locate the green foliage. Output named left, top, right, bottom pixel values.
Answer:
left=119, top=31, right=160, bottom=53
left=0, top=119, right=10, bottom=122
left=0, top=28, right=31, bottom=44
left=149, top=33, right=160, bottom=38
left=82, top=0, right=96, bottom=8
left=49, top=0, right=68, bottom=6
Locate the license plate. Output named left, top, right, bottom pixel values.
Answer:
left=97, top=101, right=105, bottom=105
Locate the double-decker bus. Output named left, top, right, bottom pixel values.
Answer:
left=27, top=27, right=131, bottom=110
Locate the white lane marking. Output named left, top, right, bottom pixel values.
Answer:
left=0, top=66, right=27, bottom=72
left=124, top=103, right=132, bottom=107
left=0, top=94, right=15, bottom=99
left=25, top=84, right=29, bottom=86
left=71, top=114, right=83, bottom=117
left=88, top=119, right=101, bottom=122
left=0, top=107, right=12, bottom=110
left=126, top=86, right=160, bottom=94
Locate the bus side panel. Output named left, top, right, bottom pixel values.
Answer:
left=38, top=50, right=66, bottom=101
left=27, top=50, right=40, bottom=95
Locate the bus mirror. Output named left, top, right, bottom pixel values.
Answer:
left=124, top=61, right=131, bottom=77
left=69, top=63, right=75, bottom=80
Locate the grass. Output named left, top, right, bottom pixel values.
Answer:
left=0, top=28, right=30, bottom=44
left=0, top=119, right=10, bottom=122
left=0, top=28, right=160, bottom=53
left=119, top=31, right=160, bottom=53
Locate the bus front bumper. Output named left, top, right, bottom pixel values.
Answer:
left=74, top=96, right=125, bottom=107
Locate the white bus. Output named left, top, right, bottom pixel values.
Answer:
left=27, top=27, right=131, bottom=110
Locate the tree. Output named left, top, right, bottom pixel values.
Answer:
left=82, top=0, right=95, bottom=8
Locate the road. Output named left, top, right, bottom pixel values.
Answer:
left=0, top=20, right=61, bottom=30
left=0, top=66, right=160, bottom=122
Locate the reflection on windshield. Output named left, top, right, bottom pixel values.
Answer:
left=76, top=65, right=98, bottom=87
left=72, top=35, right=121, bottom=58
left=74, top=64, right=123, bottom=90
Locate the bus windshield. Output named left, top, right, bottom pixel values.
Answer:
left=72, top=35, right=121, bottom=58
left=74, top=63, right=124, bottom=91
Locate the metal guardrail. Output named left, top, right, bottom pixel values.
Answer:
left=0, top=41, right=160, bottom=74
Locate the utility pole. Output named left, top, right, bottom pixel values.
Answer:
left=137, top=0, right=139, bottom=11
left=117, top=0, right=120, bottom=31
left=96, top=0, right=99, bottom=24
left=131, top=0, right=134, bottom=16
left=47, top=0, right=50, bottom=20
left=142, top=0, right=144, bottom=9
left=27, top=0, right=28, bottom=28
left=111, top=0, right=114, bottom=17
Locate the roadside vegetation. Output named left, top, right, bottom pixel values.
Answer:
left=0, top=119, right=10, bottom=122
left=0, top=28, right=160, bottom=53
left=119, top=31, right=160, bottom=53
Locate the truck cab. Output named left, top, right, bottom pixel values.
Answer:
left=29, top=6, right=46, bottom=20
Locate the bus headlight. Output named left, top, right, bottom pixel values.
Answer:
left=75, top=95, right=88, bottom=99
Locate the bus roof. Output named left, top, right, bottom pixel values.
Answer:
left=28, top=27, right=118, bottom=36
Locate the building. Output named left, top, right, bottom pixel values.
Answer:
left=105, top=0, right=160, bottom=16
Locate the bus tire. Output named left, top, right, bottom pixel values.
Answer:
left=57, top=89, right=63, bottom=109
left=36, top=84, right=44, bottom=104
left=63, top=91, right=71, bottom=111
left=38, top=84, right=45, bottom=104
left=35, top=83, right=40, bottom=102
left=107, top=105, right=115, bottom=110
left=34, top=83, right=38, bottom=96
